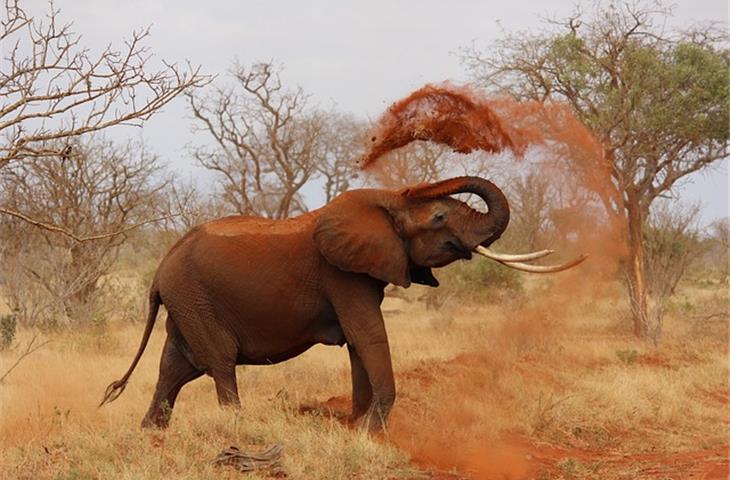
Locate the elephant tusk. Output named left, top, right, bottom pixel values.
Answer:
left=474, top=245, right=555, bottom=262
left=496, top=255, right=588, bottom=273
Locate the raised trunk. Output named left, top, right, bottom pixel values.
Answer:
left=405, top=176, right=510, bottom=247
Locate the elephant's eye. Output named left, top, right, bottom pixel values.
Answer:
left=432, top=211, right=447, bottom=225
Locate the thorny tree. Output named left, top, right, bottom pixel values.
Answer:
left=189, top=62, right=354, bottom=219
left=0, top=0, right=208, bottom=239
left=464, top=1, right=729, bottom=338
left=0, top=137, right=167, bottom=325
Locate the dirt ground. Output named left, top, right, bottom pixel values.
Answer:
left=0, top=280, right=728, bottom=479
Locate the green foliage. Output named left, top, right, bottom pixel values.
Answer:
left=466, top=3, right=728, bottom=340
left=453, top=258, right=524, bottom=293
left=615, top=349, right=638, bottom=366
left=468, top=2, right=729, bottom=209
left=0, top=310, right=17, bottom=350
left=540, top=24, right=730, bottom=155
left=420, top=259, right=524, bottom=309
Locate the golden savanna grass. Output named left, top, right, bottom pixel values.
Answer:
left=0, top=276, right=728, bottom=479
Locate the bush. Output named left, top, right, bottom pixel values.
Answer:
left=419, top=259, right=524, bottom=310
left=0, top=310, right=18, bottom=350
left=615, top=349, right=638, bottom=366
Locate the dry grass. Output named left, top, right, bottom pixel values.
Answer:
left=0, top=279, right=727, bottom=479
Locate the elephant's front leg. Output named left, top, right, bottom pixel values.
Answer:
left=354, top=337, right=395, bottom=431
left=348, top=344, right=373, bottom=420
left=333, top=283, right=396, bottom=431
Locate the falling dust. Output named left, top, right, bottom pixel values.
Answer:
left=360, top=84, right=631, bottom=478
left=361, top=82, right=626, bottom=280
left=360, top=84, right=526, bottom=168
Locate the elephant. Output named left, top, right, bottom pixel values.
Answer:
left=100, top=176, right=582, bottom=430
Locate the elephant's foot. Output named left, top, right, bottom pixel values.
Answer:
left=354, top=395, right=393, bottom=432
left=349, top=402, right=369, bottom=424
left=141, top=401, right=173, bottom=429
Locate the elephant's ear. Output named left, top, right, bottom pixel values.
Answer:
left=314, top=201, right=411, bottom=287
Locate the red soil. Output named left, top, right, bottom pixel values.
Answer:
left=298, top=356, right=729, bottom=479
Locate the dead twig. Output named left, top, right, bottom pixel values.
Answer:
left=0, top=334, right=51, bottom=384
left=211, top=444, right=285, bottom=475
left=691, top=312, right=729, bottom=321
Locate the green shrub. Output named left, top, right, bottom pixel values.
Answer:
left=453, top=259, right=524, bottom=293
left=419, top=259, right=524, bottom=310
left=615, top=349, right=638, bottom=366
left=0, top=310, right=18, bottom=350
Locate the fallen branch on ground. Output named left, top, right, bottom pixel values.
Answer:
left=211, top=444, right=285, bottom=474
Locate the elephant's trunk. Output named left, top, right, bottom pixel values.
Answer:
left=405, top=176, right=510, bottom=248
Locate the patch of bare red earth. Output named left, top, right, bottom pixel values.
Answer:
left=301, top=355, right=729, bottom=479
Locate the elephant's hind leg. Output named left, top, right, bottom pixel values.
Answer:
left=142, top=335, right=203, bottom=429
left=212, top=363, right=240, bottom=408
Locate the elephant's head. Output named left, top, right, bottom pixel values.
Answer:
left=314, top=176, right=585, bottom=287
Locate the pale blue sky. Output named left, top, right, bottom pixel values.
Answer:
left=23, top=0, right=729, bottom=223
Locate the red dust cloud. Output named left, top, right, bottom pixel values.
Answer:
left=360, top=83, right=615, bottom=204
left=357, top=84, right=635, bottom=478
left=361, top=83, right=627, bottom=277
left=360, top=84, right=525, bottom=168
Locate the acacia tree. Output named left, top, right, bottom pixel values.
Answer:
left=0, top=0, right=208, bottom=238
left=464, top=2, right=729, bottom=338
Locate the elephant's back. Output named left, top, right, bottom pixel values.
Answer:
left=170, top=214, right=325, bottom=313
left=202, top=214, right=317, bottom=237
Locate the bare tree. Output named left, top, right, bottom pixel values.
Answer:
left=162, top=178, right=228, bottom=232
left=464, top=1, right=729, bottom=338
left=316, top=112, right=366, bottom=203
left=188, top=62, right=332, bottom=219
left=0, top=137, right=167, bottom=325
left=710, top=218, right=729, bottom=252
left=0, top=0, right=208, bottom=237
left=706, top=217, right=729, bottom=281
left=370, top=141, right=451, bottom=188
left=643, top=201, right=702, bottom=342
left=502, top=172, right=555, bottom=252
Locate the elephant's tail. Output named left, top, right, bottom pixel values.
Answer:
left=99, top=285, right=161, bottom=407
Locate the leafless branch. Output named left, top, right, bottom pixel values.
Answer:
left=0, top=334, right=51, bottom=384
left=0, top=206, right=170, bottom=242
left=188, top=62, right=359, bottom=218
left=0, top=0, right=210, bottom=168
